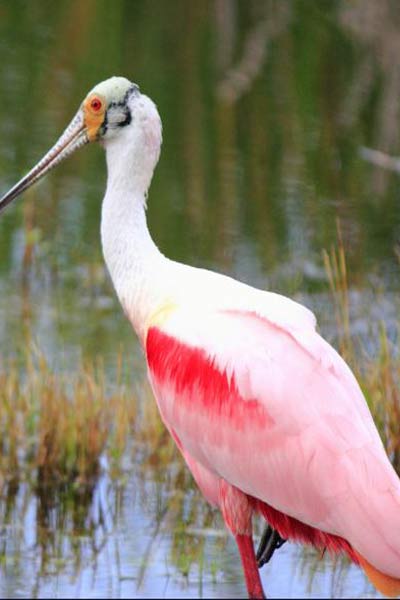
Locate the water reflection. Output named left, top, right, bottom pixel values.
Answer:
left=0, top=447, right=229, bottom=598
left=1, top=0, right=400, bottom=597
left=0, top=469, right=379, bottom=599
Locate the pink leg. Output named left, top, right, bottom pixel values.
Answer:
left=219, top=480, right=266, bottom=599
left=236, top=533, right=266, bottom=599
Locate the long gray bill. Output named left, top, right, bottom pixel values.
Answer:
left=0, top=110, right=89, bottom=215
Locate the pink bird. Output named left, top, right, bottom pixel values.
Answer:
left=2, top=76, right=400, bottom=599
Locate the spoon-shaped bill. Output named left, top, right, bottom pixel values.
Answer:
left=0, top=110, right=88, bottom=215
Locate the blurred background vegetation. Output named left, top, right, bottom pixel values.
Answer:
left=0, top=0, right=400, bottom=597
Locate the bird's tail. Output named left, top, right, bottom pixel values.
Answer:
left=356, top=552, right=400, bottom=598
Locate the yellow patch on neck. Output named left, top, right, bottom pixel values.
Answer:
left=146, top=301, right=177, bottom=331
left=83, top=93, right=106, bottom=141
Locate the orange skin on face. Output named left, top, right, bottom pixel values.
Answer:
left=83, top=94, right=107, bottom=141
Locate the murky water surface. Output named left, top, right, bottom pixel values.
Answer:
left=1, top=1, right=400, bottom=597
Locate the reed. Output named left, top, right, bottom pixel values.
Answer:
left=323, top=235, right=400, bottom=473
left=0, top=346, right=137, bottom=487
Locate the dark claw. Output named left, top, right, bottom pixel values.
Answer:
left=256, top=525, right=273, bottom=562
left=256, top=524, right=287, bottom=568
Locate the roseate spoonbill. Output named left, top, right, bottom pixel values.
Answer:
left=1, top=76, right=400, bottom=599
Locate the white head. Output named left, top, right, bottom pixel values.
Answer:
left=0, top=76, right=163, bottom=211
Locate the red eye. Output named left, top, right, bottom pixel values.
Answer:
left=90, top=97, right=102, bottom=111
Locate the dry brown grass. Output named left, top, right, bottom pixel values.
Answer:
left=0, top=347, right=137, bottom=489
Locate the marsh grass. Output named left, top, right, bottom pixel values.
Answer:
left=0, top=346, right=137, bottom=488
left=323, top=235, right=400, bottom=472
left=0, top=342, right=218, bottom=588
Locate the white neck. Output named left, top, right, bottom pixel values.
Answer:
left=100, top=109, right=166, bottom=342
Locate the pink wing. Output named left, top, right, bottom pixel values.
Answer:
left=146, top=306, right=400, bottom=578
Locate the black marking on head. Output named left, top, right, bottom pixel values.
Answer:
left=108, top=83, right=139, bottom=111
left=100, top=83, right=138, bottom=136
left=125, top=83, right=140, bottom=101
left=117, top=108, right=131, bottom=128
left=106, top=83, right=138, bottom=130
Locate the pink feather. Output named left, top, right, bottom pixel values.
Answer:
left=146, top=306, right=400, bottom=583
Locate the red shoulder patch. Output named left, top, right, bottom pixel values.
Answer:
left=146, top=326, right=274, bottom=430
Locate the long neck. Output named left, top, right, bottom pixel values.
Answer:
left=100, top=143, right=165, bottom=342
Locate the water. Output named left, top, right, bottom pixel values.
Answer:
left=0, top=471, right=377, bottom=599
left=0, top=0, right=400, bottom=597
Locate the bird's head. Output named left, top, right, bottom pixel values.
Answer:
left=0, top=76, right=162, bottom=212
left=83, top=76, right=139, bottom=142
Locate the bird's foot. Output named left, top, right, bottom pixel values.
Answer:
left=256, top=524, right=287, bottom=568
